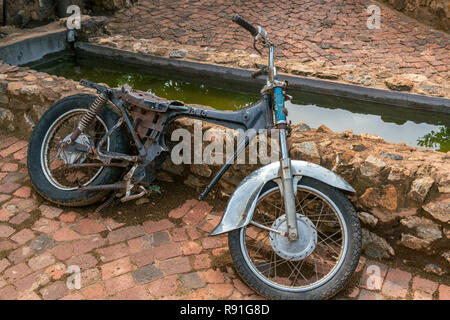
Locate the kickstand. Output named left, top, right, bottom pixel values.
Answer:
left=95, top=193, right=118, bottom=213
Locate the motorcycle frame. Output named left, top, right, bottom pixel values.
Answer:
left=76, top=24, right=302, bottom=240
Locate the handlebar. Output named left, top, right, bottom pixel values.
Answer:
left=232, top=14, right=258, bottom=37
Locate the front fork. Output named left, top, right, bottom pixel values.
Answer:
left=273, top=86, right=298, bottom=242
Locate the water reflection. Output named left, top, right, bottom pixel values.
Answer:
left=417, top=127, right=450, bottom=152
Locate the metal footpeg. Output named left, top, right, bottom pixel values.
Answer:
left=120, top=185, right=147, bottom=203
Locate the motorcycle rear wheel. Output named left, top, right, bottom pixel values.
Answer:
left=27, top=94, right=129, bottom=207
left=228, top=177, right=361, bottom=300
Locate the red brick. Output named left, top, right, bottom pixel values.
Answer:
left=72, top=236, right=106, bottom=256
left=7, top=246, right=33, bottom=264
left=130, top=249, right=155, bottom=267
left=12, top=148, right=27, bottom=161
left=0, top=137, right=18, bottom=152
left=104, top=273, right=135, bottom=296
left=6, top=198, right=37, bottom=213
left=159, top=256, right=191, bottom=275
left=210, top=283, right=233, bottom=298
left=147, top=275, right=178, bottom=297
left=40, top=281, right=69, bottom=300
left=14, top=270, right=51, bottom=292
left=182, top=202, right=212, bottom=226
left=171, top=228, right=188, bottom=242
left=67, top=253, right=98, bottom=270
left=97, top=243, right=129, bottom=262
left=0, top=182, right=20, bottom=193
left=51, top=243, right=73, bottom=260
left=12, top=186, right=30, bottom=198
left=212, top=247, right=228, bottom=257
left=182, top=241, right=202, bottom=255
left=0, top=224, right=15, bottom=237
left=186, top=226, right=201, bottom=240
left=45, top=263, right=67, bottom=280
left=168, top=199, right=199, bottom=219
left=18, top=291, right=41, bottom=300
left=0, top=277, right=6, bottom=289
left=382, top=269, right=412, bottom=298
left=101, top=257, right=132, bottom=280
left=111, top=285, right=150, bottom=300
left=412, top=276, right=438, bottom=294
left=153, top=243, right=181, bottom=260
left=0, top=194, right=11, bottom=204
left=32, top=218, right=60, bottom=234
left=1, top=163, right=18, bottom=172
left=80, top=268, right=101, bottom=287
left=60, top=293, right=84, bottom=300
left=202, top=237, right=226, bottom=249
left=439, top=284, right=450, bottom=300
left=202, top=269, right=225, bottom=284
left=59, top=211, right=80, bottom=223
left=77, top=219, right=107, bottom=235
left=53, top=227, right=81, bottom=242
left=186, top=287, right=211, bottom=300
left=0, top=239, right=16, bottom=251
left=414, top=290, right=433, bottom=300
left=39, top=205, right=63, bottom=219
left=0, top=285, right=19, bottom=300
left=0, top=141, right=27, bottom=158
left=193, top=253, right=212, bottom=270
left=4, top=263, right=32, bottom=282
left=127, top=236, right=152, bottom=253
left=0, top=258, right=9, bottom=273
left=28, top=253, right=55, bottom=271
left=10, top=228, right=34, bottom=244
left=143, top=219, right=174, bottom=233
left=107, top=225, right=145, bottom=244
left=357, top=289, right=384, bottom=300
left=81, top=282, right=105, bottom=299
left=9, top=212, right=31, bottom=225
left=0, top=208, right=13, bottom=222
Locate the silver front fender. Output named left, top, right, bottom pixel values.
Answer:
left=210, top=160, right=355, bottom=235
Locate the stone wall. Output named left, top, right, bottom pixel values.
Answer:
left=380, top=0, right=450, bottom=31
left=87, top=35, right=450, bottom=99
left=0, top=0, right=136, bottom=27
left=0, top=61, right=448, bottom=276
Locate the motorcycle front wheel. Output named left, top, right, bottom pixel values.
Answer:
left=228, top=176, right=361, bottom=300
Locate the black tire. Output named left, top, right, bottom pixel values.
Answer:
left=228, top=177, right=362, bottom=300
left=27, top=94, right=129, bottom=207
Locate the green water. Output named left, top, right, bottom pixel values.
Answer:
left=27, top=53, right=450, bottom=152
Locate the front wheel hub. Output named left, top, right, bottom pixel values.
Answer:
left=269, top=214, right=317, bottom=261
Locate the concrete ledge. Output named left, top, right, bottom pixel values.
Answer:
left=75, top=42, right=450, bottom=114
left=0, top=29, right=69, bottom=66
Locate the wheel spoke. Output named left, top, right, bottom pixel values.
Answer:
left=243, top=184, right=347, bottom=291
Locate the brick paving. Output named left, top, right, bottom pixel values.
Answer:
left=106, top=0, right=449, bottom=83
left=0, top=134, right=448, bottom=300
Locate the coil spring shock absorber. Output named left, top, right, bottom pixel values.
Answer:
left=62, top=93, right=109, bottom=147
left=77, top=94, right=108, bottom=132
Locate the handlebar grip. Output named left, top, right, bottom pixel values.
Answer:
left=232, top=14, right=258, bottom=37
